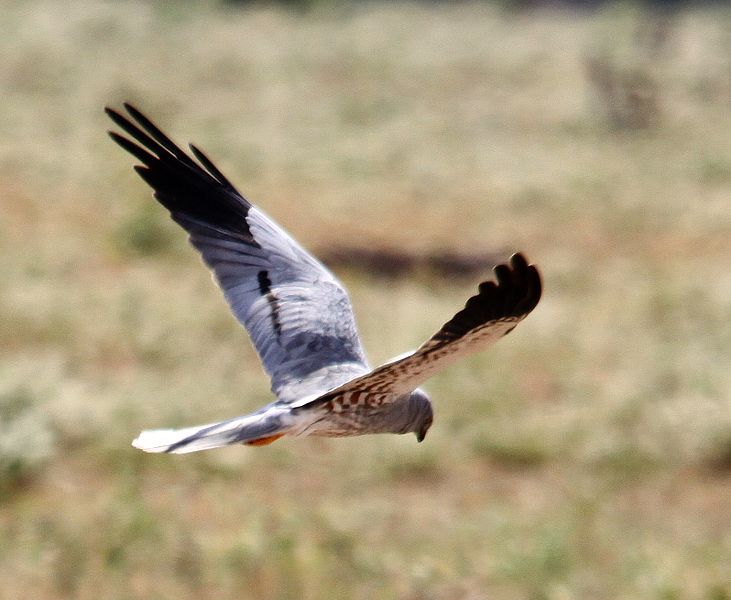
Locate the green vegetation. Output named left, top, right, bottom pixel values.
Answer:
left=1, top=1, right=730, bottom=598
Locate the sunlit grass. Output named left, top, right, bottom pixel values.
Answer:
left=1, top=1, right=730, bottom=599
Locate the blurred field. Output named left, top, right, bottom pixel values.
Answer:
left=1, top=1, right=731, bottom=599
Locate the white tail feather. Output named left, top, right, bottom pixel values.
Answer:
left=132, top=422, right=222, bottom=453
left=132, top=409, right=289, bottom=454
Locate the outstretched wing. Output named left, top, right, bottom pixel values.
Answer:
left=294, top=253, right=541, bottom=408
left=106, top=104, right=368, bottom=400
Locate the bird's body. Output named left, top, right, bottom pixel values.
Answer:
left=106, top=104, right=541, bottom=454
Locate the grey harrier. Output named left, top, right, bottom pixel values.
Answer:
left=106, top=104, right=542, bottom=453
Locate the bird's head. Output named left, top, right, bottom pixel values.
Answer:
left=409, top=388, right=433, bottom=442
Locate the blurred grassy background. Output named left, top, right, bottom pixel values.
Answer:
left=1, top=1, right=730, bottom=599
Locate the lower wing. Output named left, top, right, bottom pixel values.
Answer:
left=292, top=253, right=541, bottom=408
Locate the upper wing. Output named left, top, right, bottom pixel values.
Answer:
left=106, top=104, right=368, bottom=400
left=293, top=253, right=541, bottom=408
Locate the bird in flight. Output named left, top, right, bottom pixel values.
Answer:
left=106, top=103, right=542, bottom=454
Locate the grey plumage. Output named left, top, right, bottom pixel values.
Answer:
left=106, top=104, right=541, bottom=454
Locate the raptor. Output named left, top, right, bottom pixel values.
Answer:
left=106, top=103, right=542, bottom=453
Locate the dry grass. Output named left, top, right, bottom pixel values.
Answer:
left=1, top=1, right=730, bottom=599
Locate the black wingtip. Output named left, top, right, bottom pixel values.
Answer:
left=108, top=130, right=158, bottom=165
left=505, top=252, right=542, bottom=314
left=106, top=102, right=255, bottom=240
left=431, top=252, right=542, bottom=344
left=105, top=106, right=127, bottom=130
left=509, top=252, right=529, bottom=272
left=122, top=102, right=142, bottom=118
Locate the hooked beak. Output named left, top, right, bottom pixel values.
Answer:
left=415, top=430, right=427, bottom=443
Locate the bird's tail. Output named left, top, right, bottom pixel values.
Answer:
left=132, top=407, right=291, bottom=454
